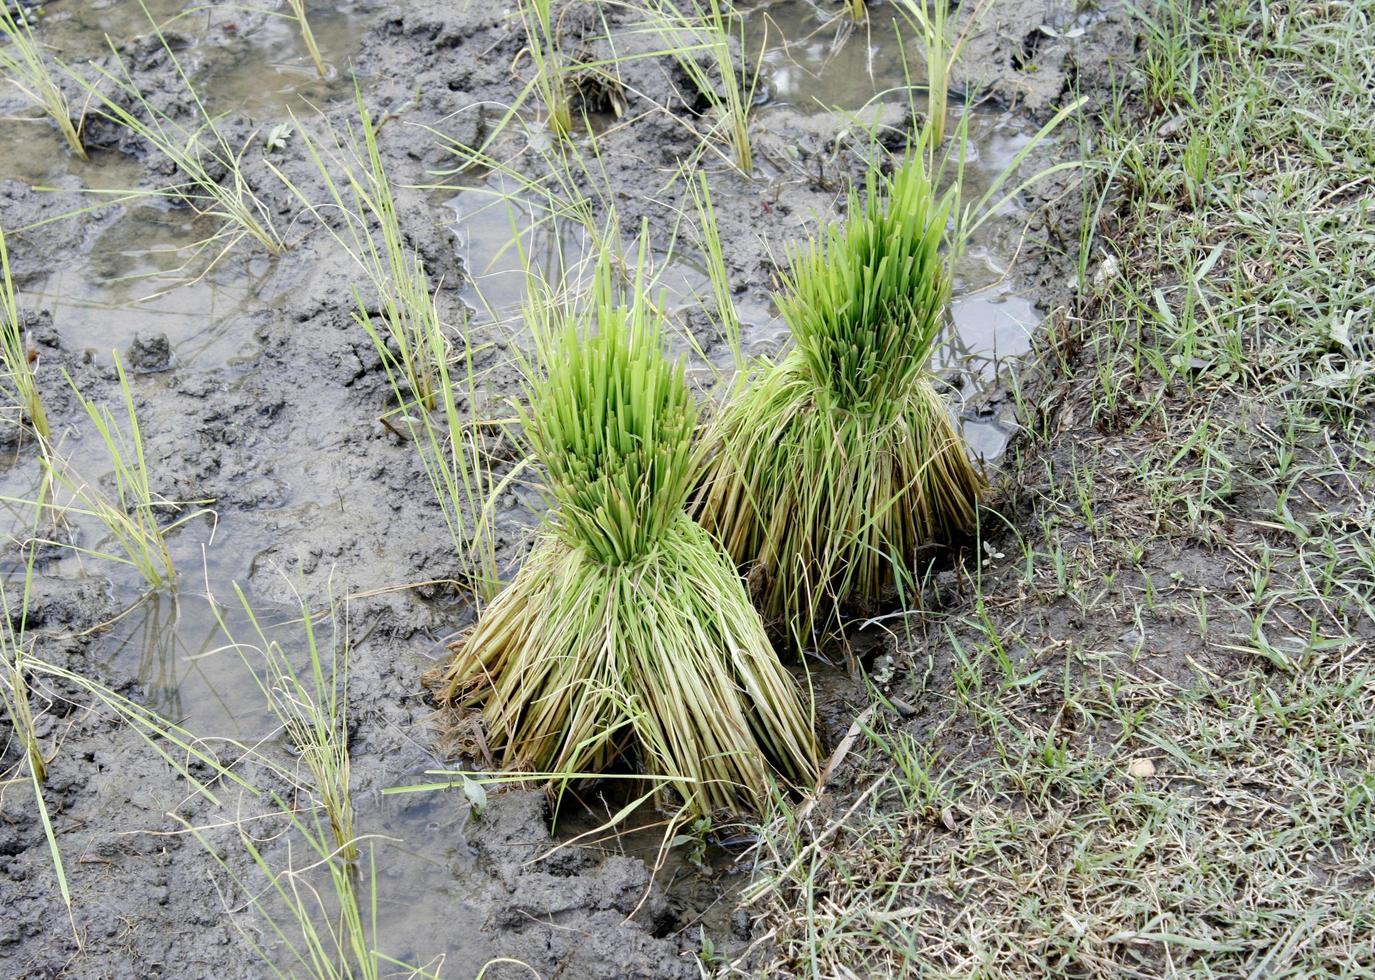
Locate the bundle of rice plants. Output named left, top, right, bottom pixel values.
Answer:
left=435, top=258, right=817, bottom=818
left=695, top=154, right=985, bottom=647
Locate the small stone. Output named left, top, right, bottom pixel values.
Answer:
left=730, top=908, right=751, bottom=941
left=1127, top=758, right=1156, bottom=779
left=128, top=332, right=174, bottom=373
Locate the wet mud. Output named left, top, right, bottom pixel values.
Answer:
left=0, top=0, right=1135, bottom=976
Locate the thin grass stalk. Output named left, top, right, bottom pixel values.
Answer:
left=0, top=5, right=87, bottom=159
left=437, top=250, right=817, bottom=818
left=1, top=526, right=48, bottom=786
left=400, top=327, right=508, bottom=604
left=696, top=153, right=985, bottom=648
left=286, top=0, right=328, bottom=78
left=0, top=223, right=49, bottom=441
left=0, top=555, right=72, bottom=937
left=894, top=0, right=994, bottom=148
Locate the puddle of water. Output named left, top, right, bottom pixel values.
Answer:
left=40, top=0, right=364, bottom=101
left=744, top=0, right=927, bottom=112
left=29, top=204, right=272, bottom=372
left=191, top=4, right=367, bottom=117
left=357, top=778, right=488, bottom=971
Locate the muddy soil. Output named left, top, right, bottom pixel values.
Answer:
left=0, top=1, right=1132, bottom=976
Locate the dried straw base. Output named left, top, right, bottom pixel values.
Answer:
left=435, top=515, right=819, bottom=818
left=696, top=358, right=986, bottom=647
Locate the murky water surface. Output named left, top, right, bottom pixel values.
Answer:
left=2, top=0, right=1050, bottom=970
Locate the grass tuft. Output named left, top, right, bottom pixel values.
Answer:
left=696, top=152, right=984, bottom=648
left=19, top=358, right=211, bottom=591
left=436, top=252, right=817, bottom=818
left=518, top=0, right=573, bottom=137
left=0, top=223, right=49, bottom=442
left=631, top=0, right=759, bottom=175
left=73, top=3, right=285, bottom=265
left=0, top=4, right=87, bottom=159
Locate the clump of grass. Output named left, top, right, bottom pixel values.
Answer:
left=286, top=0, right=327, bottom=78
left=0, top=224, right=49, bottom=442
left=73, top=6, right=285, bottom=265
left=279, top=93, right=503, bottom=598
left=0, top=4, right=86, bottom=159
left=32, top=358, right=210, bottom=590
left=279, top=89, right=445, bottom=415
left=696, top=153, right=985, bottom=648
left=518, top=0, right=573, bottom=137
left=188, top=585, right=428, bottom=979
left=895, top=0, right=986, bottom=146
left=435, top=254, right=817, bottom=818
left=214, top=582, right=357, bottom=863
left=634, top=0, right=759, bottom=175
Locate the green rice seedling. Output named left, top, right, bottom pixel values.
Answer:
left=275, top=90, right=445, bottom=415
left=632, top=0, right=760, bottom=175
left=72, top=6, right=285, bottom=264
left=0, top=224, right=49, bottom=442
left=213, top=582, right=357, bottom=862
left=0, top=4, right=86, bottom=159
left=893, top=0, right=986, bottom=146
left=193, top=586, right=434, bottom=979
left=34, top=358, right=210, bottom=590
left=849, top=0, right=868, bottom=21
left=435, top=252, right=817, bottom=819
left=685, top=169, right=743, bottom=371
left=517, top=0, right=573, bottom=137
left=277, top=96, right=504, bottom=598
left=286, top=0, right=328, bottom=78
left=695, top=153, right=985, bottom=649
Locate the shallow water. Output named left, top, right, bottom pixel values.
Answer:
left=1, top=0, right=1057, bottom=972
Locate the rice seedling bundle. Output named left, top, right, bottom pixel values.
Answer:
left=696, top=154, right=985, bottom=646
left=436, top=262, right=817, bottom=818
